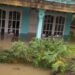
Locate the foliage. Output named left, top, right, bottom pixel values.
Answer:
left=67, top=44, right=75, bottom=51
left=0, top=50, right=9, bottom=63
left=71, top=63, right=75, bottom=74
left=0, top=41, right=28, bottom=63
left=27, top=38, right=70, bottom=74
left=69, top=31, right=75, bottom=41
left=0, top=38, right=74, bottom=75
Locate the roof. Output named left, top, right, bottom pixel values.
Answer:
left=0, top=0, right=75, bottom=13
left=46, top=0, right=75, bottom=4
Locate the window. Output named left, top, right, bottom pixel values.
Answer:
left=8, top=11, right=20, bottom=37
left=42, top=15, right=54, bottom=37
left=54, top=16, right=65, bottom=36
left=42, top=13, right=65, bottom=37
left=0, top=9, right=6, bottom=39
left=0, top=9, right=21, bottom=40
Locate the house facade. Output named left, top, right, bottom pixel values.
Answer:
left=0, top=0, right=75, bottom=41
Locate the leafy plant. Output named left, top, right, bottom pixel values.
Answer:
left=68, top=31, right=75, bottom=41
left=27, top=38, right=70, bottom=74
left=0, top=50, right=9, bottom=63
left=0, top=38, right=74, bottom=75
left=0, top=41, right=28, bottom=63
left=10, top=41, right=28, bottom=63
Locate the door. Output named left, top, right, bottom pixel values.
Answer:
left=42, top=14, right=65, bottom=37
left=0, top=9, right=6, bottom=40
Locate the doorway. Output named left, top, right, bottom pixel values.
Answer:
left=29, top=8, right=38, bottom=40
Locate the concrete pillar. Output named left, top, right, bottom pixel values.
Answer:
left=36, top=9, right=45, bottom=38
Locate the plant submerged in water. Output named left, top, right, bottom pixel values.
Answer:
left=0, top=38, right=74, bottom=75
left=27, top=38, right=70, bottom=74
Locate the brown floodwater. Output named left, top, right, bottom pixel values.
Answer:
left=0, top=39, right=12, bottom=49
left=0, top=64, right=50, bottom=75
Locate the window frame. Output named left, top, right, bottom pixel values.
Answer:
left=0, top=7, right=22, bottom=39
left=42, top=12, right=66, bottom=37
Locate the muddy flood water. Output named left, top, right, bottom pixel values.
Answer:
left=0, top=64, right=50, bottom=75
left=0, top=39, right=12, bottom=49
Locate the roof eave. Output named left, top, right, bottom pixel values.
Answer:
left=0, top=1, right=75, bottom=13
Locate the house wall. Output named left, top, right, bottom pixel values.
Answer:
left=0, top=4, right=30, bottom=40
left=0, top=4, right=72, bottom=40
left=64, top=13, right=72, bottom=40
left=20, top=8, right=30, bottom=40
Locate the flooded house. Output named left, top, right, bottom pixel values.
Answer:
left=0, top=0, right=75, bottom=41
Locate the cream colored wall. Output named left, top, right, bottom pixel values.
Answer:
left=29, top=9, right=38, bottom=34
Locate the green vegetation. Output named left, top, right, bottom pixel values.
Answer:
left=0, top=38, right=75, bottom=75
left=69, top=31, right=75, bottom=41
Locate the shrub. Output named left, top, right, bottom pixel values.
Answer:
left=0, top=50, right=10, bottom=63
left=27, top=38, right=70, bottom=74
left=0, top=41, right=28, bottom=63
left=69, top=31, right=75, bottom=41
left=0, top=38, right=74, bottom=75
left=10, top=41, right=28, bottom=63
